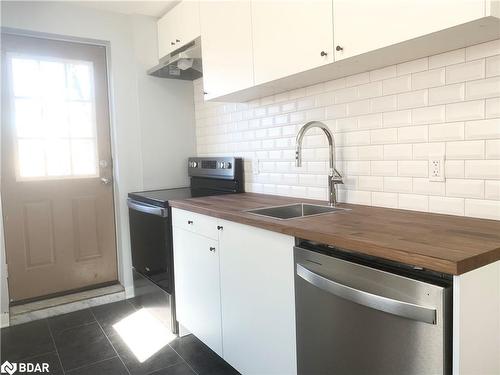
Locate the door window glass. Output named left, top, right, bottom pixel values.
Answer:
left=10, top=55, right=99, bottom=180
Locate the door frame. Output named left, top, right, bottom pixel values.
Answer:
left=0, top=27, right=126, bottom=313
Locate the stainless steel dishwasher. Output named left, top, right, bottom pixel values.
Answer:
left=294, top=242, right=452, bottom=375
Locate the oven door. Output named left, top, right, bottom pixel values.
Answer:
left=127, top=198, right=173, bottom=294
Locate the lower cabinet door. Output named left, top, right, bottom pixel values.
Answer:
left=219, top=220, right=297, bottom=375
left=173, top=226, right=222, bottom=356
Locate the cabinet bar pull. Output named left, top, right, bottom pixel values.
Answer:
left=187, top=220, right=193, bottom=224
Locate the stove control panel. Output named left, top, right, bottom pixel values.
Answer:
left=188, top=157, right=242, bottom=179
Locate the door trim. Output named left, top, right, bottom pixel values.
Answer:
left=0, top=27, right=125, bottom=303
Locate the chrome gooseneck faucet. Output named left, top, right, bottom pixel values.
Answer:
left=295, top=121, right=343, bottom=207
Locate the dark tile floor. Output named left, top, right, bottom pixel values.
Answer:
left=1, top=299, right=239, bottom=375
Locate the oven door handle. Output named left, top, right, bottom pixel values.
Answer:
left=296, top=263, right=437, bottom=325
left=127, top=199, right=167, bottom=217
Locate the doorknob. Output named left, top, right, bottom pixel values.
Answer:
left=100, top=177, right=113, bottom=185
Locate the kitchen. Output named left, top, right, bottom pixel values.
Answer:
left=1, top=0, right=500, bottom=374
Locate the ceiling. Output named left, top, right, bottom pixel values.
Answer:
left=74, top=1, right=179, bottom=18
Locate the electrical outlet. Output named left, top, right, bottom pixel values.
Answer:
left=429, top=156, right=445, bottom=182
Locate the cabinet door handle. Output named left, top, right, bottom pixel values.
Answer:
left=217, top=226, right=223, bottom=230
left=336, top=45, right=343, bottom=51
left=176, top=39, right=180, bottom=43
left=171, top=42, right=176, bottom=46
left=187, top=220, right=193, bottom=225
left=320, top=51, right=328, bottom=57
left=209, top=247, right=216, bottom=252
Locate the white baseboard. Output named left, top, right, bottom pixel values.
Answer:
left=1, top=312, right=9, bottom=328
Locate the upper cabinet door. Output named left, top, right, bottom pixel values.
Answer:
left=157, top=7, right=179, bottom=58
left=200, top=1, right=254, bottom=100
left=251, top=0, right=334, bottom=85
left=178, top=0, right=200, bottom=46
left=333, top=0, right=485, bottom=61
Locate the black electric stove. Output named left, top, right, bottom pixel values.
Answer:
left=127, top=157, right=243, bottom=333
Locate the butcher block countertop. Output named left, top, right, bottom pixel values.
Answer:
left=170, top=193, right=500, bottom=275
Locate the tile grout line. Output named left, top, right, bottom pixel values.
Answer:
left=65, top=356, right=120, bottom=374
left=46, top=319, right=67, bottom=375
left=88, top=306, right=132, bottom=375
left=167, top=343, right=200, bottom=375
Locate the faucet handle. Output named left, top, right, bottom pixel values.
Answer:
left=330, top=168, right=344, bottom=183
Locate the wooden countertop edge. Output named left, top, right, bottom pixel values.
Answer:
left=170, top=199, right=500, bottom=275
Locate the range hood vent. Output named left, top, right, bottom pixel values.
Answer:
left=148, top=38, right=202, bottom=80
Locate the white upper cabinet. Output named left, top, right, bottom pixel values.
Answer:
left=157, top=1, right=200, bottom=59
left=200, top=1, right=254, bottom=100
left=252, top=0, right=334, bottom=85
left=158, top=5, right=179, bottom=58
left=333, top=0, right=487, bottom=61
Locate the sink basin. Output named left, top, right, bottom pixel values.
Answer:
left=245, top=203, right=348, bottom=220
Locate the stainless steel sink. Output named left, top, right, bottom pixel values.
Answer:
left=245, top=203, right=348, bottom=220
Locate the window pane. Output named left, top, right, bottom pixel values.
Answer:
left=44, top=100, right=69, bottom=137
left=71, top=139, right=97, bottom=175
left=46, top=139, right=71, bottom=176
left=67, top=63, right=92, bottom=100
left=15, top=98, right=43, bottom=138
left=12, top=58, right=39, bottom=97
left=18, top=139, right=45, bottom=177
left=40, top=61, right=66, bottom=100
left=69, top=101, right=94, bottom=137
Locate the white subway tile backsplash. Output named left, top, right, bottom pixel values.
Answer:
left=196, top=40, right=500, bottom=219
left=371, top=161, right=398, bottom=176
left=412, top=68, right=445, bottom=89
left=465, top=160, right=500, bottom=179
left=398, top=160, right=428, bottom=177
left=485, top=97, right=500, bottom=118
left=413, top=178, right=445, bottom=196
left=370, top=65, right=397, bottom=82
left=429, top=122, right=464, bottom=142
left=429, top=49, right=465, bottom=69
left=446, top=140, right=484, bottom=159
left=384, top=177, right=413, bottom=193
left=429, top=196, right=465, bottom=216
left=428, top=83, right=465, bottom=105
left=398, top=90, right=428, bottom=109
left=445, top=160, right=465, bottom=178
left=464, top=199, right=500, bottom=220
left=446, top=179, right=484, bottom=199
left=372, top=192, right=398, bottom=208
left=466, top=40, right=500, bottom=61
left=485, top=55, right=500, bottom=78
left=383, top=110, right=412, bottom=127
left=398, top=194, right=429, bottom=211
left=383, top=75, right=411, bottom=95
left=445, top=60, right=485, bottom=84
left=398, top=126, right=428, bottom=143
left=359, top=176, right=384, bottom=191
left=466, top=76, right=500, bottom=99
left=384, top=144, right=412, bottom=160
left=371, top=128, right=398, bottom=145
left=465, top=118, right=500, bottom=140
left=445, top=100, right=484, bottom=122
left=397, top=58, right=428, bottom=76
left=486, top=140, right=500, bottom=159
left=485, top=181, right=500, bottom=200
left=412, top=106, right=445, bottom=124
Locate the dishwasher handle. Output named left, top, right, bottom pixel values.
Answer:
left=127, top=199, right=167, bottom=217
left=296, top=263, right=437, bottom=325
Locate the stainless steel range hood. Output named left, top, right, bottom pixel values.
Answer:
left=148, top=38, right=202, bottom=80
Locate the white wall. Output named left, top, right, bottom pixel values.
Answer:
left=0, top=1, right=196, bottom=315
left=194, top=39, right=500, bottom=220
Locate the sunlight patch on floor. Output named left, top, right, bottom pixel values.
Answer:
left=113, top=308, right=176, bottom=362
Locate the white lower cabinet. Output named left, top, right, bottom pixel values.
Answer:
left=172, top=208, right=297, bottom=375
left=218, top=219, right=297, bottom=375
left=172, top=224, right=222, bottom=356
